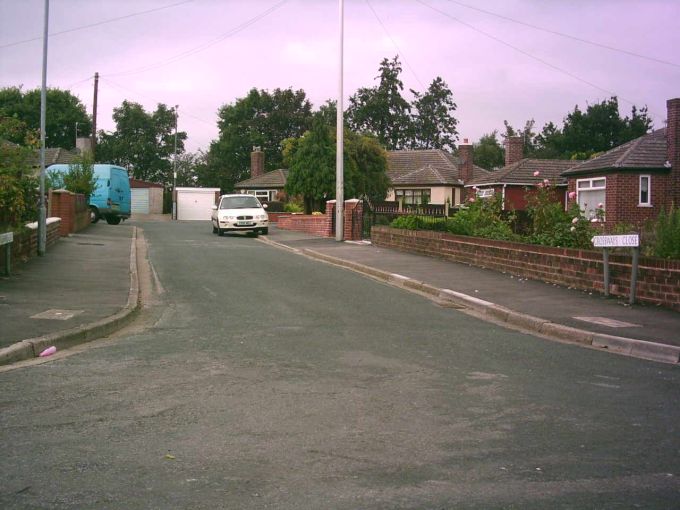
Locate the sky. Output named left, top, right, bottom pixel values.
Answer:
left=1, top=0, right=679, bottom=154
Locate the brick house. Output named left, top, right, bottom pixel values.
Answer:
left=234, top=147, right=288, bottom=202
left=386, top=144, right=490, bottom=206
left=561, top=98, right=680, bottom=225
left=467, top=136, right=577, bottom=210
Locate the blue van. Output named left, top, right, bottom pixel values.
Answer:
left=48, top=164, right=131, bottom=225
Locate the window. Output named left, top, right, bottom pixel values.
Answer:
left=395, top=189, right=431, bottom=205
left=476, top=188, right=494, bottom=198
left=247, top=189, right=277, bottom=201
left=639, top=175, right=651, bottom=206
left=576, top=177, right=606, bottom=220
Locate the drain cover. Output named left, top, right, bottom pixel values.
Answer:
left=31, top=309, right=84, bottom=320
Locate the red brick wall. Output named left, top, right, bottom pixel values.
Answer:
left=49, top=190, right=90, bottom=236
left=277, top=200, right=364, bottom=240
left=0, top=220, right=61, bottom=268
left=668, top=98, right=680, bottom=206
left=372, top=225, right=680, bottom=311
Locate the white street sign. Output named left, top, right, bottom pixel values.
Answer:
left=592, top=234, right=639, bottom=248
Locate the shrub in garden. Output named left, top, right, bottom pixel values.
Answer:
left=652, top=205, right=680, bottom=259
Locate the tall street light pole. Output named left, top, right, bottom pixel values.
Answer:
left=38, top=0, right=50, bottom=256
left=172, top=105, right=178, bottom=220
left=335, top=0, right=344, bottom=241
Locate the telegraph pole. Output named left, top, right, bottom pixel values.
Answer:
left=38, top=0, right=50, bottom=256
left=92, top=71, right=99, bottom=159
left=335, top=0, right=344, bottom=241
left=172, top=105, right=178, bottom=220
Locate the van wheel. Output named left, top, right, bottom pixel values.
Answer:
left=90, top=207, right=100, bottom=224
left=106, top=216, right=121, bottom=225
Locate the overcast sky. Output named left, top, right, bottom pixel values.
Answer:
left=1, top=0, right=679, bottom=153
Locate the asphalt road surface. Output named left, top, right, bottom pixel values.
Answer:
left=1, top=220, right=679, bottom=509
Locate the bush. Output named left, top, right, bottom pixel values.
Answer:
left=0, top=138, right=38, bottom=228
left=652, top=205, right=680, bottom=259
left=284, top=201, right=304, bottom=213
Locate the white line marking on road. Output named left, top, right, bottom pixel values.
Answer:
left=573, top=316, right=641, bottom=328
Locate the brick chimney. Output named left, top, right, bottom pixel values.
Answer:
left=504, top=136, right=524, bottom=167
left=668, top=98, right=680, bottom=207
left=459, top=138, right=473, bottom=183
left=250, top=146, right=264, bottom=178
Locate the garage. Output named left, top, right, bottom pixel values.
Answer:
left=176, top=187, right=220, bottom=220
left=130, top=178, right=165, bottom=215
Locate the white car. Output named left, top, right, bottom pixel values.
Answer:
left=211, top=194, right=269, bottom=236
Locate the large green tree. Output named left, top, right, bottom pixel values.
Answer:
left=346, top=56, right=412, bottom=150
left=96, top=101, right=186, bottom=184
left=473, top=131, right=504, bottom=170
left=203, top=88, right=313, bottom=192
left=410, top=77, right=458, bottom=151
left=0, top=86, right=91, bottom=150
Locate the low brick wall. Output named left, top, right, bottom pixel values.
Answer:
left=267, top=212, right=291, bottom=224
left=277, top=214, right=332, bottom=237
left=372, top=226, right=680, bottom=311
left=49, top=190, right=90, bottom=236
left=0, top=219, right=62, bottom=269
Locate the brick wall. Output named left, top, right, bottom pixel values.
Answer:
left=0, top=219, right=61, bottom=269
left=372, top=225, right=680, bottom=311
left=277, top=200, right=364, bottom=240
left=49, top=190, right=90, bottom=236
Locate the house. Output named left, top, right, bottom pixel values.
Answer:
left=561, top=97, right=680, bottom=225
left=234, top=144, right=491, bottom=206
left=233, top=147, right=288, bottom=202
left=468, top=136, right=577, bottom=210
left=386, top=143, right=490, bottom=206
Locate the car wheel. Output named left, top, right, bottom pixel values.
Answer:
left=212, top=223, right=218, bottom=234
left=90, top=207, right=100, bottom=224
left=217, top=226, right=224, bottom=236
left=106, top=216, right=121, bottom=225
left=261, top=228, right=268, bottom=235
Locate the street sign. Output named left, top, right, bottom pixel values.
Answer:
left=0, top=232, right=13, bottom=245
left=592, top=234, right=639, bottom=248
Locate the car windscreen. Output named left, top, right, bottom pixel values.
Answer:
left=220, top=196, right=262, bottom=209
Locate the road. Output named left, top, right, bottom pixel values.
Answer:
left=1, top=220, right=679, bottom=509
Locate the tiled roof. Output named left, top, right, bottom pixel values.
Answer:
left=471, top=159, right=577, bottom=186
left=562, top=128, right=668, bottom=176
left=235, top=169, right=289, bottom=188
left=387, top=149, right=490, bottom=186
left=30, top=147, right=78, bottom=166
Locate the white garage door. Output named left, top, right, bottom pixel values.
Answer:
left=177, top=189, right=217, bottom=220
left=131, top=188, right=150, bottom=214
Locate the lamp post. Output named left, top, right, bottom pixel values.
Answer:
left=75, top=121, right=79, bottom=146
left=38, top=0, right=49, bottom=256
left=172, top=105, right=178, bottom=220
left=335, top=0, right=344, bottom=241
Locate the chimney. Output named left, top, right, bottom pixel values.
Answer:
left=459, top=138, right=473, bottom=183
left=504, top=136, right=524, bottom=167
left=250, top=146, right=264, bottom=178
left=668, top=98, right=680, bottom=207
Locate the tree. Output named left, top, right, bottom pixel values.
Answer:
left=0, top=86, right=91, bottom=150
left=410, top=77, right=458, bottom=151
left=96, top=101, right=186, bottom=184
left=204, top=88, right=313, bottom=192
left=344, top=131, right=390, bottom=204
left=502, top=119, right=537, bottom=157
left=346, top=56, right=412, bottom=150
left=472, top=131, right=504, bottom=170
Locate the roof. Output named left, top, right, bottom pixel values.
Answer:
left=235, top=169, right=289, bottom=189
left=130, top=178, right=164, bottom=189
left=29, top=147, right=78, bottom=167
left=562, top=128, right=669, bottom=176
left=387, top=149, right=490, bottom=186
left=470, top=159, right=577, bottom=187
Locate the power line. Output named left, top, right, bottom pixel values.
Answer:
left=414, top=0, right=658, bottom=115
left=443, top=0, right=680, bottom=69
left=364, top=0, right=425, bottom=89
left=0, top=0, right=194, bottom=50
left=105, top=0, right=289, bottom=78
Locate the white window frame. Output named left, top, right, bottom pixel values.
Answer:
left=576, top=177, right=606, bottom=220
left=639, top=175, right=651, bottom=207
left=476, top=188, right=495, bottom=198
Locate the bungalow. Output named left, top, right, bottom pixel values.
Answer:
left=561, top=97, right=679, bottom=225
left=468, top=136, right=577, bottom=210
left=234, top=147, right=288, bottom=202
left=386, top=143, right=490, bottom=206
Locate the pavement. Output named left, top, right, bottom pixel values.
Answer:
left=1, top=218, right=679, bottom=366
